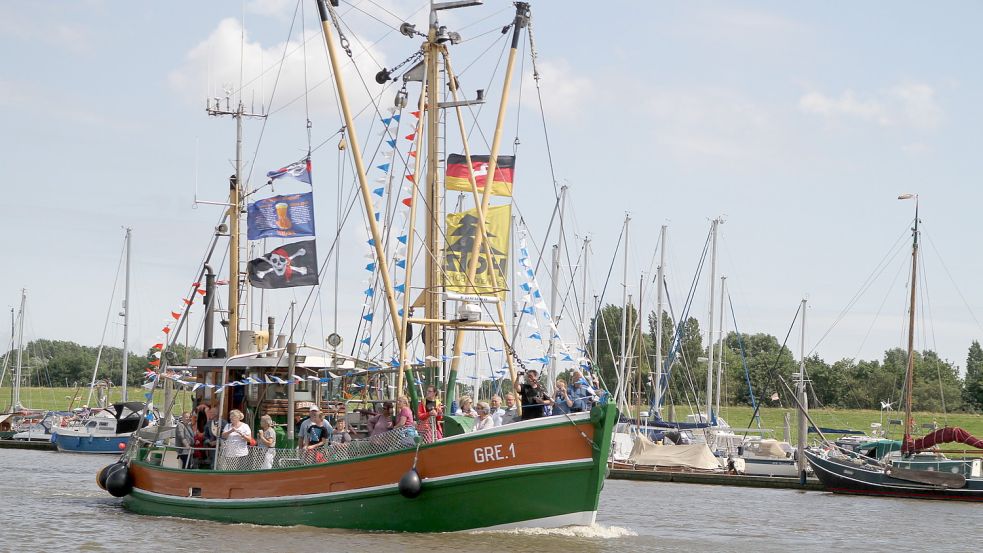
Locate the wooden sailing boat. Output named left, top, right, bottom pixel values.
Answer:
left=96, top=0, right=616, bottom=531
left=805, top=195, right=983, bottom=501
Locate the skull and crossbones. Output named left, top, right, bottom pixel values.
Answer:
left=255, top=248, right=308, bottom=280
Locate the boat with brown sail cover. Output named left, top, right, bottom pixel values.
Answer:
left=805, top=195, right=983, bottom=501
left=96, top=0, right=617, bottom=531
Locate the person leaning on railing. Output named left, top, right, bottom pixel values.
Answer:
left=220, top=409, right=252, bottom=469
left=303, top=411, right=330, bottom=463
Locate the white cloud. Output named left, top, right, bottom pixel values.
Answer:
left=640, top=87, right=786, bottom=166
left=519, top=58, right=592, bottom=121
left=168, top=18, right=390, bottom=118
left=799, top=83, right=943, bottom=130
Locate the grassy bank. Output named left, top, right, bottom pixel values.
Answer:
left=0, top=386, right=194, bottom=414
left=5, top=387, right=983, bottom=445
left=627, top=404, right=983, bottom=444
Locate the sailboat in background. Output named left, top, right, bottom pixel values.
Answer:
left=55, top=228, right=149, bottom=453
left=805, top=195, right=983, bottom=500
left=0, top=290, right=62, bottom=442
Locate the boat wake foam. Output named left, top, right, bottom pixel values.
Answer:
left=474, top=524, right=636, bottom=539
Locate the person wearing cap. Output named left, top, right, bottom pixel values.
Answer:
left=298, top=405, right=320, bottom=448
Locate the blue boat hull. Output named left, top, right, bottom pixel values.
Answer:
left=55, top=434, right=129, bottom=454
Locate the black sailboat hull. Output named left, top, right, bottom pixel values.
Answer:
left=805, top=449, right=983, bottom=502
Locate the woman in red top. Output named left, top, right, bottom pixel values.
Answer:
left=416, top=385, right=443, bottom=442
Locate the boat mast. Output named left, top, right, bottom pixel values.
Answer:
left=121, top=227, right=131, bottom=402
left=205, top=97, right=262, bottom=357
left=705, top=217, right=721, bottom=423
left=715, top=275, right=726, bottom=418
left=13, top=289, right=25, bottom=411
left=654, top=225, right=666, bottom=416
left=901, top=194, right=919, bottom=452
left=616, top=214, right=630, bottom=411
left=547, top=186, right=567, bottom=391
left=797, top=297, right=808, bottom=476
left=316, top=0, right=406, bottom=361
left=580, top=236, right=590, bottom=350
left=635, top=274, right=644, bottom=424
left=423, top=8, right=442, bottom=387
left=443, top=2, right=528, bottom=408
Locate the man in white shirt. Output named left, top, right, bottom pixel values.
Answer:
left=489, top=395, right=505, bottom=426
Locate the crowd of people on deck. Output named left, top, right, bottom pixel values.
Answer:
left=170, top=369, right=600, bottom=470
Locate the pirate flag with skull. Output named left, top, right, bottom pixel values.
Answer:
left=248, top=239, right=319, bottom=289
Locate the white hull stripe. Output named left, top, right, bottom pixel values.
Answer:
left=132, top=457, right=594, bottom=505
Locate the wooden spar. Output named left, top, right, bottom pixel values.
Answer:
left=903, top=196, right=919, bottom=451
left=316, top=0, right=403, bottom=348
left=440, top=48, right=519, bottom=407
left=444, top=3, right=529, bottom=408
left=423, top=35, right=441, bottom=386
left=396, top=63, right=429, bottom=409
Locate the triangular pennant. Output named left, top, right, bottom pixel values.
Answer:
left=377, top=163, right=390, bottom=172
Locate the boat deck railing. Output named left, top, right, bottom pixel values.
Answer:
left=131, top=424, right=433, bottom=471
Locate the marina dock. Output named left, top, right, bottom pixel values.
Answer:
left=608, top=466, right=825, bottom=491
left=0, top=440, right=56, bottom=452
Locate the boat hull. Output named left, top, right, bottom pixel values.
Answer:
left=120, top=405, right=616, bottom=532
left=741, top=457, right=801, bottom=478
left=805, top=449, right=983, bottom=501
left=54, top=432, right=129, bottom=454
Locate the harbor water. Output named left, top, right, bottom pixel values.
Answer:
left=1, top=448, right=978, bottom=552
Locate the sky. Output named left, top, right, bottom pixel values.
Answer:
left=2, top=0, right=983, bottom=380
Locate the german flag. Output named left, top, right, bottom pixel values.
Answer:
left=445, top=153, right=515, bottom=197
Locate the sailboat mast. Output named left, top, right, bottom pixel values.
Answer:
left=13, top=289, right=25, bottom=411
left=580, top=236, right=590, bottom=348
left=654, top=225, right=667, bottom=416
left=715, top=275, right=726, bottom=418
left=705, top=218, right=720, bottom=423
left=797, top=297, right=808, bottom=475
left=547, top=186, right=566, bottom=390
left=121, top=227, right=131, bottom=402
left=903, top=196, right=919, bottom=450
left=616, top=214, right=630, bottom=410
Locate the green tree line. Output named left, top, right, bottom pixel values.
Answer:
left=588, top=304, right=983, bottom=413
left=0, top=339, right=201, bottom=389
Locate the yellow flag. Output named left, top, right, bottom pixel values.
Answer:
left=444, top=204, right=511, bottom=298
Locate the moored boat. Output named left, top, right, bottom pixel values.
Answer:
left=805, top=195, right=983, bottom=500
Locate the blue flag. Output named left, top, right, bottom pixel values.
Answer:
left=247, top=192, right=315, bottom=240
left=266, top=157, right=312, bottom=184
